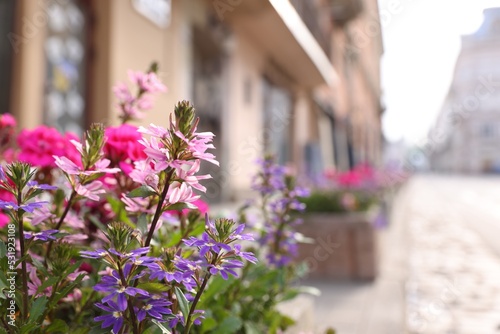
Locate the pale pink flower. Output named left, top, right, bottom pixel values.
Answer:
left=138, top=124, right=169, bottom=138
left=129, top=160, right=160, bottom=190
left=61, top=233, right=88, bottom=244
left=27, top=265, right=51, bottom=297
left=166, top=181, right=199, bottom=204
left=121, top=195, right=152, bottom=214
left=128, top=70, right=167, bottom=93
left=29, top=206, right=55, bottom=226
left=174, top=130, right=219, bottom=166
left=54, top=155, right=120, bottom=176
left=75, top=181, right=106, bottom=201
left=175, top=160, right=211, bottom=192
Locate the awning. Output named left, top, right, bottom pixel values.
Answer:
left=224, top=0, right=338, bottom=88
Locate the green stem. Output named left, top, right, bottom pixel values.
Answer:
left=144, top=170, right=174, bottom=247
left=185, top=273, right=211, bottom=334
left=118, top=263, right=139, bottom=334
left=46, top=191, right=77, bottom=260
left=17, top=209, right=28, bottom=322
left=73, top=290, right=97, bottom=324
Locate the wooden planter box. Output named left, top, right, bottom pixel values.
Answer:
left=295, top=209, right=379, bottom=280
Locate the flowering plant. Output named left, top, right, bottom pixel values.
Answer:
left=0, top=66, right=256, bottom=334
left=195, top=155, right=313, bottom=333
left=302, top=164, right=401, bottom=213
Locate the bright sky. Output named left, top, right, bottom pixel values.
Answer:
left=379, top=0, right=500, bottom=143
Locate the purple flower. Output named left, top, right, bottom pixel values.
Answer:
left=229, top=224, right=254, bottom=242
left=94, top=300, right=127, bottom=334
left=95, top=268, right=149, bottom=309
left=26, top=181, right=57, bottom=190
left=80, top=249, right=109, bottom=259
left=233, top=244, right=257, bottom=264
left=108, top=247, right=150, bottom=260
left=0, top=200, right=18, bottom=211
left=185, top=233, right=231, bottom=257
left=209, top=259, right=243, bottom=280
left=24, top=229, right=59, bottom=242
left=136, top=295, right=172, bottom=322
left=149, top=265, right=184, bottom=283
left=0, top=165, right=6, bottom=181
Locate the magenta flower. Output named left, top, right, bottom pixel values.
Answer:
left=17, top=126, right=81, bottom=168
left=104, top=124, right=147, bottom=174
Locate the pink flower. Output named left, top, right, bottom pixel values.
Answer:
left=121, top=195, right=152, bottom=214
left=54, top=155, right=120, bottom=176
left=0, top=113, right=16, bottom=128
left=128, top=70, right=167, bottom=93
left=0, top=212, right=9, bottom=228
left=29, top=206, right=55, bottom=226
left=166, top=181, right=199, bottom=204
left=164, top=198, right=209, bottom=216
left=129, top=160, right=161, bottom=190
left=113, top=71, right=167, bottom=120
left=76, top=181, right=106, bottom=201
left=27, top=265, right=52, bottom=297
left=17, top=126, right=80, bottom=168
left=174, top=130, right=219, bottom=166
left=175, top=160, right=211, bottom=192
left=104, top=125, right=146, bottom=174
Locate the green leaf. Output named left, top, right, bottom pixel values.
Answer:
left=200, top=275, right=234, bottom=303
left=174, top=287, right=190, bottom=321
left=28, top=296, right=48, bottom=323
left=212, top=316, right=242, bottom=334
left=151, top=319, right=172, bottom=334
left=136, top=214, right=149, bottom=235
left=127, top=185, right=157, bottom=198
left=0, top=241, right=6, bottom=258
left=243, top=322, right=261, bottom=334
left=37, top=276, right=59, bottom=295
left=20, top=323, right=38, bottom=334
left=137, top=282, right=170, bottom=294
left=164, top=202, right=196, bottom=211
left=50, top=274, right=85, bottom=306
left=46, top=319, right=69, bottom=333
left=165, top=230, right=182, bottom=247
left=201, top=317, right=217, bottom=332
left=188, top=220, right=206, bottom=237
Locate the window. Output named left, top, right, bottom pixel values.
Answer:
left=262, top=79, right=292, bottom=165
left=43, top=0, right=88, bottom=135
left=0, top=0, right=16, bottom=114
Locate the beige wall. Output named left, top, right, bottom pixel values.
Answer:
left=11, top=0, right=47, bottom=129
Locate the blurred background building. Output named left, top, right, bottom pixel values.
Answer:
left=0, top=0, right=383, bottom=202
left=430, top=8, right=500, bottom=173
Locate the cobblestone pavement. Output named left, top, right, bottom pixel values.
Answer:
left=405, top=175, right=500, bottom=334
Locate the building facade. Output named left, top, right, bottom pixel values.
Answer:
left=430, top=8, right=500, bottom=173
left=1, top=0, right=383, bottom=201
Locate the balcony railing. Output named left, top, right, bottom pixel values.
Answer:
left=290, top=0, right=331, bottom=56
left=329, top=0, right=363, bottom=26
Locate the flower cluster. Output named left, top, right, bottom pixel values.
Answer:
left=0, top=65, right=259, bottom=334
left=114, top=63, right=167, bottom=122
left=249, top=155, right=309, bottom=267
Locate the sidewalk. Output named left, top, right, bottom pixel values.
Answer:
left=302, top=184, right=411, bottom=333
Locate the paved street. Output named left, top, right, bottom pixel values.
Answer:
left=304, top=175, right=500, bottom=333
left=405, top=175, right=500, bottom=334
